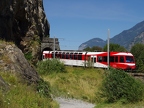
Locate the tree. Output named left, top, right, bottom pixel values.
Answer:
left=83, top=46, right=91, bottom=51
left=130, top=43, right=144, bottom=60
left=100, top=68, right=144, bottom=103
left=130, top=43, right=144, bottom=71
left=83, top=46, right=102, bottom=52
left=103, top=43, right=127, bottom=52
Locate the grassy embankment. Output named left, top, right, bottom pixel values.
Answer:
left=0, top=40, right=59, bottom=108
left=0, top=72, right=59, bottom=108
left=1, top=56, right=144, bottom=108
left=37, top=59, right=144, bottom=108
left=43, top=66, right=104, bottom=102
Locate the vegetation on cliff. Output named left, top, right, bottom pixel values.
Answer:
left=0, top=41, right=58, bottom=108
left=0, top=72, right=59, bottom=108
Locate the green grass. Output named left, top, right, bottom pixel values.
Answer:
left=1, top=57, right=144, bottom=108
left=40, top=66, right=144, bottom=108
left=0, top=72, right=59, bottom=108
left=42, top=66, right=105, bottom=103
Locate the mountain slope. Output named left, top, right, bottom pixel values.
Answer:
left=78, top=20, right=144, bottom=50
left=110, top=20, right=144, bottom=49
left=78, top=38, right=106, bottom=50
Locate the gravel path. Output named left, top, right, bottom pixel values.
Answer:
left=55, top=97, right=95, bottom=108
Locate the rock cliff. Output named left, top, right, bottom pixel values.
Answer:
left=0, top=0, right=49, bottom=63
left=0, top=0, right=48, bottom=87
left=0, top=41, right=40, bottom=84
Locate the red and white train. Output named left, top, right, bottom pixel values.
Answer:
left=42, top=51, right=136, bottom=70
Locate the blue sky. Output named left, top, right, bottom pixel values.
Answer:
left=43, top=0, right=144, bottom=50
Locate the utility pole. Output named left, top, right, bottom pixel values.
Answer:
left=53, top=36, right=55, bottom=58
left=107, top=29, right=110, bottom=70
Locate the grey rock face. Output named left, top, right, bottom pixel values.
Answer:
left=0, top=75, right=9, bottom=91
left=0, top=0, right=49, bottom=62
left=0, top=42, right=40, bottom=84
left=0, top=0, right=49, bottom=41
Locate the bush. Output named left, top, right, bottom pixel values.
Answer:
left=37, top=59, right=67, bottom=75
left=24, top=52, right=33, bottom=61
left=36, top=78, right=51, bottom=98
left=100, top=68, right=144, bottom=103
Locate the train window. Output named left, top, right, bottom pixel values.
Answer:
left=58, top=52, right=61, bottom=58
left=103, top=56, right=107, bottom=62
left=52, top=52, right=54, bottom=58
left=110, top=56, right=114, bottom=62
left=120, top=56, right=124, bottom=63
left=126, top=56, right=134, bottom=63
left=98, top=56, right=102, bottom=62
left=74, top=53, right=78, bottom=60
left=78, top=53, right=82, bottom=60
left=55, top=52, right=58, bottom=58
left=52, top=52, right=57, bottom=58
left=62, top=53, right=65, bottom=59
left=44, top=54, right=47, bottom=58
left=70, top=53, right=73, bottom=59
left=59, top=54, right=62, bottom=58
left=66, top=53, right=69, bottom=59
left=115, top=56, right=118, bottom=62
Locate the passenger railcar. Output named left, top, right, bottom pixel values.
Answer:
left=42, top=51, right=136, bottom=70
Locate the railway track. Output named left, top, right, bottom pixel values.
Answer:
left=128, top=72, right=144, bottom=82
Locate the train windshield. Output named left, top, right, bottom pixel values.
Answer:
left=125, top=56, right=134, bottom=63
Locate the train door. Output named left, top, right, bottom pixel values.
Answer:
left=90, top=56, right=96, bottom=67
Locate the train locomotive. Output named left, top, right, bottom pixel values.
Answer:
left=42, top=50, right=136, bottom=70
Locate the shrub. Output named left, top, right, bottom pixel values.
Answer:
left=36, top=78, right=51, bottom=98
left=99, top=68, right=144, bottom=103
left=24, top=52, right=33, bottom=61
left=37, top=59, right=67, bottom=75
